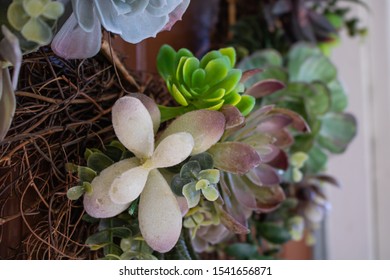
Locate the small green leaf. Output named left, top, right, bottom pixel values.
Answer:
left=199, top=50, right=222, bottom=69
left=318, top=112, right=357, bottom=153
left=195, top=179, right=209, bottom=191
left=190, top=153, right=214, bottom=170
left=258, top=222, right=291, bottom=244
left=7, top=2, right=29, bottom=31
left=191, top=68, right=206, bottom=89
left=66, top=186, right=85, bottom=200
left=180, top=161, right=201, bottom=179
left=21, top=17, right=52, bottom=45
left=204, top=57, right=230, bottom=85
left=87, top=152, right=114, bottom=173
left=201, top=185, right=219, bottom=201
left=197, top=169, right=220, bottom=184
left=235, top=95, right=255, bottom=116
left=170, top=174, right=191, bottom=196
left=42, top=1, right=64, bottom=20
left=219, top=47, right=236, bottom=67
left=157, top=44, right=177, bottom=79
left=172, top=83, right=189, bottom=106
left=77, top=166, right=97, bottom=182
left=306, top=145, right=328, bottom=174
left=104, top=145, right=124, bottom=162
left=225, top=243, right=260, bottom=260
left=290, top=152, right=309, bottom=169
left=182, top=182, right=200, bottom=208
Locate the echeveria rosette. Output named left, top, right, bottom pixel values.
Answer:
left=6, top=0, right=64, bottom=51
left=82, top=95, right=226, bottom=253
left=52, top=0, right=190, bottom=59
left=209, top=105, right=309, bottom=229
left=157, top=45, right=256, bottom=121
left=0, top=25, right=22, bottom=141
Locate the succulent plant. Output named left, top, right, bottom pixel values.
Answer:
left=6, top=0, right=64, bottom=49
left=70, top=94, right=226, bottom=253
left=157, top=45, right=256, bottom=121
left=0, top=25, right=21, bottom=141
left=229, top=0, right=367, bottom=56
left=171, top=153, right=220, bottom=208
left=238, top=43, right=357, bottom=175
left=52, top=0, right=190, bottom=59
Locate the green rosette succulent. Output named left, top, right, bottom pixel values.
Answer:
left=6, top=0, right=64, bottom=51
left=157, top=45, right=256, bottom=121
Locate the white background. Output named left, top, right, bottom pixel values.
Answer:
left=326, top=0, right=390, bottom=259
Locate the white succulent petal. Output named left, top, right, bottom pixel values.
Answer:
left=71, top=0, right=96, bottom=32
left=51, top=13, right=101, bottom=59
left=83, top=158, right=140, bottom=218
left=146, top=0, right=181, bottom=17
left=139, top=169, right=182, bottom=253
left=114, top=12, right=168, bottom=44
left=109, top=165, right=150, bottom=205
left=94, top=0, right=122, bottom=34
left=152, top=132, right=194, bottom=168
left=112, top=96, right=155, bottom=159
left=110, top=0, right=133, bottom=15
left=124, top=0, right=149, bottom=15
left=128, top=93, right=161, bottom=134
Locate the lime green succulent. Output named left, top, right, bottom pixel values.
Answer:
left=157, top=45, right=255, bottom=121
left=7, top=0, right=64, bottom=46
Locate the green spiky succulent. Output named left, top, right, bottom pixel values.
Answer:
left=7, top=0, right=64, bottom=49
left=157, top=45, right=255, bottom=121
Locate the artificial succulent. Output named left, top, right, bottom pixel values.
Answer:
left=6, top=0, right=64, bottom=51
left=171, top=153, right=221, bottom=208
left=52, top=0, right=190, bottom=59
left=157, top=45, right=256, bottom=121
left=0, top=25, right=21, bottom=141
left=238, top=42, right=357, bottom=176
left=68, top=93, right=226, bottom=253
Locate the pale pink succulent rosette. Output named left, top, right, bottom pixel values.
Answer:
left=52, top=0, right=191, bottom=59
left=83, top=94, right=225, bottom=253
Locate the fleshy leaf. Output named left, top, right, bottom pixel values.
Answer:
left=249, top=184, right=286, bottom=212
left=198, top=169, right=220, bottom=184
left=180, top=161, right=201, bottom=179
left=189, top=153, right=214, bottom=170
left=21, top=17, right=52, bottom=45
left=208, top=142, right=261, bottom=175
left=67, top=185, right=85, bottom=200
left=318, top=112, right=357, bottom=153
left=109, top=165, right=150, bottom=205
left=202, top=185, right=219, bottom=201
left=235, top=95, right=256, bottom=116
left=219, top=207, right=250, bottom=234
left=139, top=169, right=182, bottom=253
left=182, top=182, right=200, bottom=208
left=112, top=96, right=154, bottom=159
left=158, top=110, right=225, bottom=155
left=128, top=93, right=161, bottom=134
left=83, top=158, right=140, bottom=218
left=245, top=79, right=285, bottom=98
left=220, top=105, right=245, bottom=130
left=51, top=13, right=101, bottom=59
left=151, top=132, right=194, bottom=168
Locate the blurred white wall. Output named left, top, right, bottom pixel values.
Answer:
left=326, top=0, right=390, bottom=259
